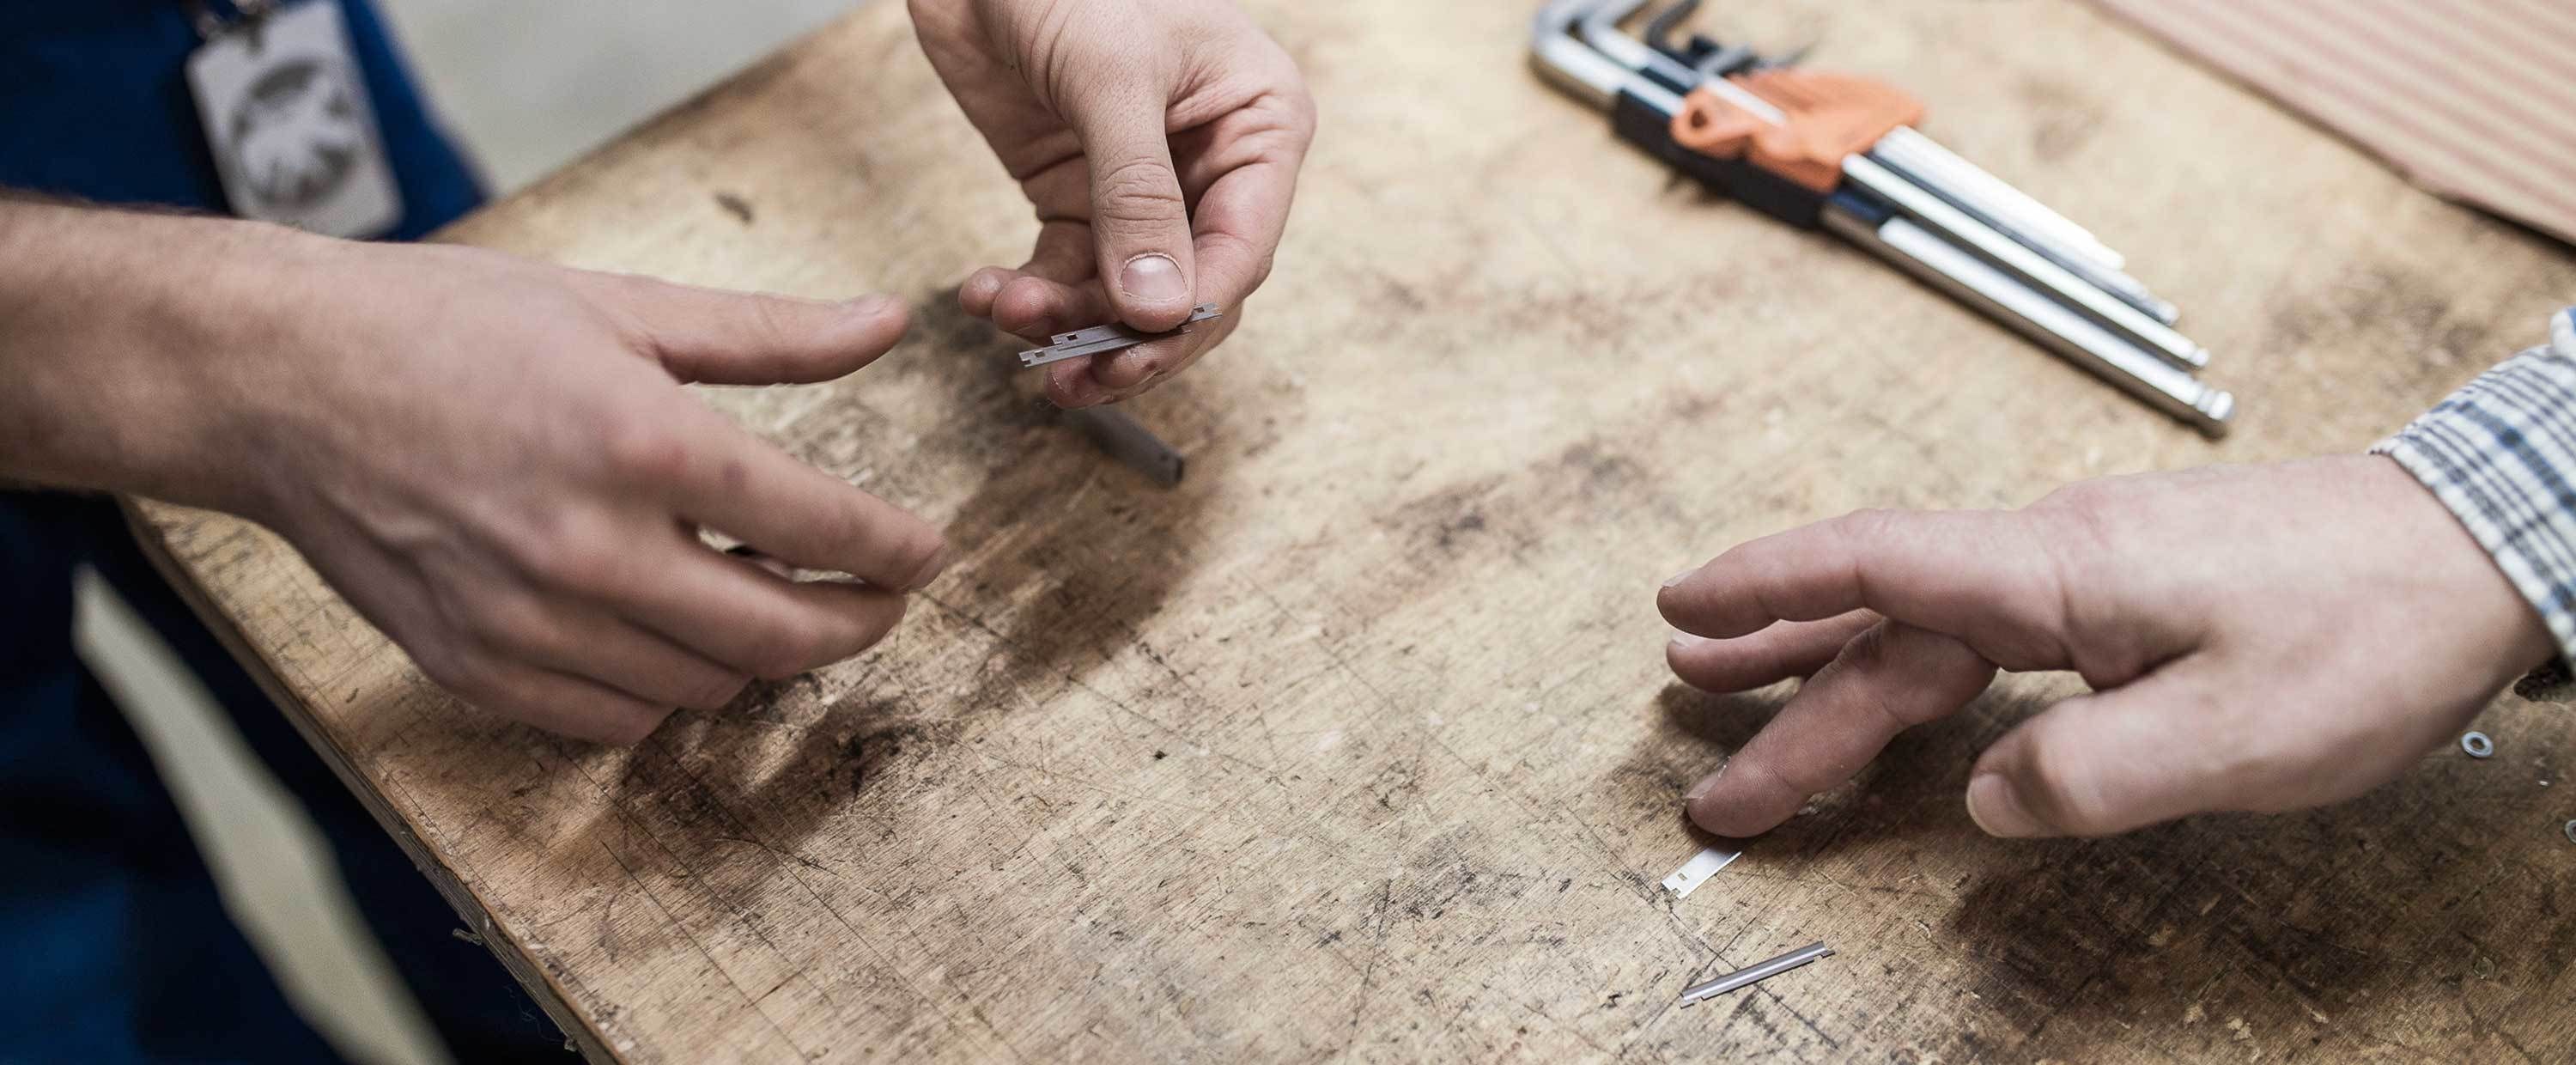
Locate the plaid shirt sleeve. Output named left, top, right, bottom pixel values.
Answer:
left=2375, top=307, right=2576, bottom=698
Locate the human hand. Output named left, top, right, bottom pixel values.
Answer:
left=1657, top=456, right=2554, bottom=839
left=177, top=235, right=949, bottom=744
left=910, top=0, right=1315, bottom=407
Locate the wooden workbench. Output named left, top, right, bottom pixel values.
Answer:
left=138, top=0, right=2576, bottom=1060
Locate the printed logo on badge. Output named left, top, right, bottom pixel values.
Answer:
left=185, top=1, right=404, bottom=239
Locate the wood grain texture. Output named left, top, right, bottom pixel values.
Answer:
left=137, top=1, right=2576, bottom=1061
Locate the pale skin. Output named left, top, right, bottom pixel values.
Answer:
left=0, top=0, right=1313, bottom=744
left=1660, top=455, right=2555, bottom=839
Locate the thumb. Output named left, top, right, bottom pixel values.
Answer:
left=1069, top=89, right=1197, bottom=332
left=1965, top=667, right=2235, bottom=838
left=578, top=272, right=911, bottom=386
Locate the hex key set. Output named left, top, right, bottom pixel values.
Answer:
left=1532, top=0, right=2236, bottom=436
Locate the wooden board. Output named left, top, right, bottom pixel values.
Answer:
left=137, top=0, right=2576, bottom=1060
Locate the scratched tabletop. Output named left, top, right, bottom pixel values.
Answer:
left=137, top=1, right=2576, bottom=1061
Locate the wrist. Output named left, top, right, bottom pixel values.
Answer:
left=2361, top=453, right=2561, bottom=679
left=2374, top=339, right=2576, bottom=679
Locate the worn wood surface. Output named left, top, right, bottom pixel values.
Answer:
left=139, top=1, right=2576, bottom=1061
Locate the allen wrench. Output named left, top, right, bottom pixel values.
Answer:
left=1529, top=0, right=2233, bottom=435
left=1678, top=942, right=1835, bottom=1006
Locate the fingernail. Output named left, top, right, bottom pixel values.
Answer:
left=1966, top=774, right=2042, bottom=838
left=1664, top=568, right=1698, bottom=589
left=1684, top=762, right=1726, bottom=805
left=1120, top=254, right=1188, bottom=304
left=904, top=545, right=956, bottom=592
left=1669, top=630, right=1710, bottom=649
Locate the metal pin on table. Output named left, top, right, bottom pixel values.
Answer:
left=1678, top=942, right=1835, bottom=1007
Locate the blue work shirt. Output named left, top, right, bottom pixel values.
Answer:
left=0, top=3, right=561, bottom=1061
left=0, top=0, right=482, bottom=236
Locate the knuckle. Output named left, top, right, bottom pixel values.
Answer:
left=1090, top=158, right=1187, bottom=226
left=487, top=509, right=568, bottom=581
left=1743, top=750, right=1827, bottom=809
left=568, top=273, right=664, bottom=350
left=1204, top=233, right=1278, bottom=293
left=2024, top=504, right=2117, bottom=647
left=2031, top=491, right=2117, bottom=558
left=1832, top=508, right=1904, bottom=545
left=601, top=417, right=694, bottom=486
left=558, top=544, right=632, bottom=599
left=1833, top=622, right=1893, bottom=669
left=457, top=590, right=548, bottom=649
left=516, top=526, right=629, bottom=598
left=2027, top=484, right=2129, bottom=568
left=2033, top=480, right=2106, bottom=511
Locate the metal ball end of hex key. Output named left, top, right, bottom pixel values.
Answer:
left=1678, top=942, right=1835, bottom=1007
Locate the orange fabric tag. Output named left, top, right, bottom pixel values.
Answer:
left=1671, top=70, right=1927, bottom=193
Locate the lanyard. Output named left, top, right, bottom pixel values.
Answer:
left=179, top=0, right=282, bottom=41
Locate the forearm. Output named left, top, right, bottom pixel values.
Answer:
left=0, top=197, right=325, bottom=510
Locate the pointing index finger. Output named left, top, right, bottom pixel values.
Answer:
left=1658, top=508, right=2070, bottom=654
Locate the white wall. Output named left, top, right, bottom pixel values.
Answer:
left=377, top=0, right=864, bottom=192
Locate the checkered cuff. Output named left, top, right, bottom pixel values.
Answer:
left=2375, top=307, right=2576, bottom=701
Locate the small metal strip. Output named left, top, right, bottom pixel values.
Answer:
left=1019, top=305, right=1223, bottom=368
left=1661, top=845, right=1740, bottom=898
left=1021, top=333, right=1158, bottom=369
left=1048, top=323, right=1129, bottom=346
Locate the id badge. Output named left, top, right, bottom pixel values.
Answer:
left=184, top=1, right=404, bottom=239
